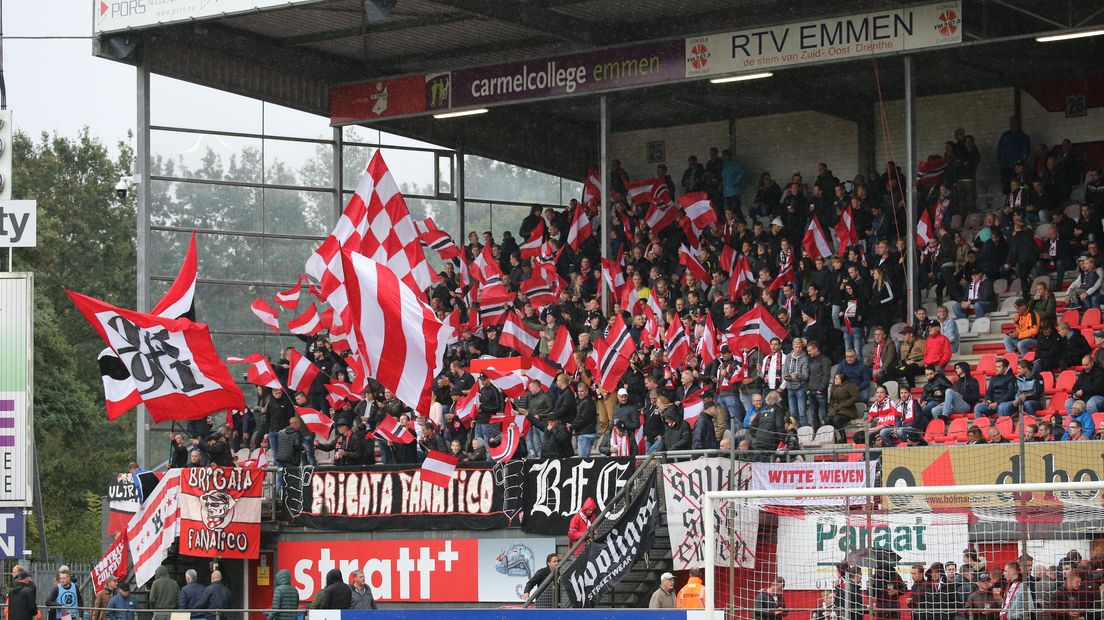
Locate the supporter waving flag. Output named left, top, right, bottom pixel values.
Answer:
left=420, top=450, right=459, bottom=487
left=499, top=311, right=540, bottom=355
left=664, top=320, right=691, bottom=369
left=415, top=218, right=462, bottom=260
left=729, top=255, right=755, bottom=298
left=470, top=244, right=505, bottom=286
left=483, top=368, right=527, bottom=399
left=519, top=219, right=545, bottom=259
left=726, top=306, right=787, bottom=355
left=682, top=388, right=706, bottom=427
left=68, top=291, right=245, bottom=423
left=526, top=359, right=558, bottom=390
left=678, top=245, right=709, bottom=281
left=251, top=298, right=281, bottom=333
left=226, top=353, right=282, bottom=390
left=550, top=325, right=577, bottom=372
left=698, top=313, right=718, bottom=366
left=293, top=406, right=333, bottom=437
left=287, top=303, right=323, bottom=335
left=489, top=425, right=521, bottom=462
left=601, top=257, right=626, bottom=297
left=567, top=204, right=593, bottom=250
left=520, top=273, right=557, bottom=310
left=477, top=283, right=515, bottom=326
left=835, top=206, right=859, bottom=255
left=582, top=167, right=602, bottom=207
left=587, top=336, right=632, bottom=393
left=453, top=384, right=480, bottom=427
left=274, top=275, right=304, bottom=310
left=285, top=349, right=321, bottom=393
left=802, top=217, right=834, bottom=259
left=917, top=208, right=934, bottom=247
left=678, top=192, right=717, bottom=232
left=643, top=201, right=679, bottom=233
left=374, top=415, right=415, bottom=444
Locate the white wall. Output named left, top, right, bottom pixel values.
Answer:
left=610, top=86, right=1104, bottom=201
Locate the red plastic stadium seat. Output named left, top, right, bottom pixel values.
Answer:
left=1056, top=370, right=1077, bottom=393
left=1042, top=372, right=1056, bottom=395
left=924, top=418, right=947, bottom=444
left=997, top=416, right=1017, bottom=440
left=1081, top=328, right=1095, bottom=343
left=1093, top=413, right=1104, bottom=435
left=1083, top=308, right=1103, bottom=328
left=1023, top=351, right=1036, bottom=362
left=973, top=416, right=991, bottom=435
left=946, top=417, right=969, bottom=443
left=976, top=354, right=997, bottom=376
left=1062, top=309, right=1081, bottom=328
left=1050, top=391, right=1069, bottom=413
left=1002, top=352, right=1019, bottom=368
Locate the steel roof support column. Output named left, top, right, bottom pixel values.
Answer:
left=457, top=139, right=466, bottom=250
left=600, top=95, right=609, bottom=315
left=136, top=59, right=151, bottom=466
left=904, top=56, right=918, bottom=324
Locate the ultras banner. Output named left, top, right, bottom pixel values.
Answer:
left=179, top=466, right=264, bottom=559
left=284, top=461, right=526, bottom=531
left=522, top=457, right=635, bottom=534
left=561, top=472, right=659, bottom=608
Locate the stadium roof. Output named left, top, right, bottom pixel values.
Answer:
left=95, top=0, right=1104, bottom=178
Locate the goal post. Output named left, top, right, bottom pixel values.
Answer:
left=703, top=479, right=1104, bottom=620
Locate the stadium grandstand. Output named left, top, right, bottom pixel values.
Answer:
left=10, top=1, right=1104, bottom=620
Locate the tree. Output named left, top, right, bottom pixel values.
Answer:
left=12, top=130, right=137, bottom=559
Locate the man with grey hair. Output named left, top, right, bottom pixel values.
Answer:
left=349, top=570, right=377, bottom=610
left=178, top=570, right=206, bottom=620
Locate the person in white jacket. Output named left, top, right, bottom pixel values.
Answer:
left=1065, top=255, right=1104, bottom=309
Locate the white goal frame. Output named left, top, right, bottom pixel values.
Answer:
left=703, top=480, right=1104, bottom=620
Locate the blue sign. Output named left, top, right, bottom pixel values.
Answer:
left=0, top=508, right=24, bottom=559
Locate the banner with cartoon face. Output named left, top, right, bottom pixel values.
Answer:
left=179, top=466, right=264, bottom=559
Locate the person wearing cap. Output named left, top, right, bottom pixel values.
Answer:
left=965, top=572, right=1000, bottom=620
left=94, top=576, right=118, bottom=620
left=106, top=583, right=137, bottom=620
left=46, top=565, right=84, bottom=620
left=315, top=418, right=363, bottom=466
left=953, top=269, right=996, bottom=320
left=1004, top=299, right=1040, bottom=356
left=649, top=572, right=677, bottom=609
left=1065, top=254, right=1104, bottom=310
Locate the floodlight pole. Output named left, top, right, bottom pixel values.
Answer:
left=135, top=59, right=152, bottom=466
left=904, top=56, right=918, bottom=323
left=599, top=95, right=609, bottom=315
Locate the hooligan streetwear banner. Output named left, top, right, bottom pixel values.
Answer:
left=90, top=532, right=128, bottom=592
left=562, top=472, right=659, bottom=608
left=179, top=466, right=264, bottom=559
left=662, top=457, right=757, bottom=570
left=285, top=461, right=526, bottom=531
left=522, top=457, right=636, bottom=535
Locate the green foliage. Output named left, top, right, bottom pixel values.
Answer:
left=12, top=130, right=137, bottom=559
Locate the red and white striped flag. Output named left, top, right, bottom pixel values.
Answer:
left=478, top=283, right=515, bottom=327
left=682, top=388, right=706, bottom=428
left=287, top=304, right=323, bottom=335
left=374, top=414, right=416, bottom=444
left=342, top=252, right=453, bottom=413
left=566, top=205, right=593, bottom=250
left=294, top=406, right=333, bottom=437
left=835, top=206, right=859, bottom=255
left=698, top=313, right=718, bottom=366
left=550, top=324, right=577, bottom=372
left=415, top=218, right=462, bottom=260
left=284, top=349, right=321, bottom=393
left=325, top=381, right=363, bottom=403
left=601, top=257, right=626, bottom=297
left=588, top=336, right=632, bottom=393
left=643, top=201, right=679, bottom=233
left=488, top=426, right=521, bottom=462
left=226, top=353, right=282, bottom=390
left=582, top=167, right=601, bottom=206
left=626, top=177, right=669, bottom=206
left=916, top=208, right=934, bottom=247
left=520, top=273, right=557, bottom=310
left=483, top=368, right=527, bottom=399
left=251, top=298, right=281, bottom=333
left=729, top=255, right=755, bottom=298
left=526, top=358, right=558, bottom=390
left=768, top=264, right=795, bottom=292
left=127, top=469, right=181, bottom=587
left=420, top=450, right=459, bottom=487
left=802, top=217, right=833, bottom=259
left=678, top=192, right=717, bottom=231
left=664, top=320, right=691, bottom=369
left=499, top=312, right=540, bottom=355
left=604, top=314, right=635, bottom=363
left=520, top=219, right=545, bottom=259
left=726, top=306, right=787, bottom=355
left=471, top=244, right=505, bottom=286
left=917, top=154, right=951, bottom=187
left=453, top=384, right=480, bottom=427
left=274, top=276, right=304, bottom=310
left=678, top=245, right=709, bottom=281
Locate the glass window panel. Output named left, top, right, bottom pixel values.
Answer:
left=344, top=126, right=380, bottom=145
left=150, top=179, right=262, bottom=233
left=463, top=155, right=561, bottom=204
left=380, top=148, right=436, bottom=196
left=151, top=130, right=263, bottom=184
left=379, top=132, right=445, bottom=149
left=212, top=333, right=267, bottom=365
left=264, top=237, right=320, bottom=284
left=194, top=281, right=264, bottom=332
left=561, top=179, right=584, bottom=204
left=264, top=138, right=334, bottom=188
left=150, top=229, right=264, bottom=282
left=261, top=102, right=333, bottom=141
left=437, top=154, right=453, bottom=196
left=152, top=74, right=262, bottom=134
left=463, top=203, right=491, bottom=245
left=264, top=188, right=335, bottom=237
left=342, top=145, right=374, bottom=191
left=489, top=203, right=531, bottom=244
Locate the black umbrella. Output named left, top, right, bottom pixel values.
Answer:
left=845, top=547, right=902, bottom=569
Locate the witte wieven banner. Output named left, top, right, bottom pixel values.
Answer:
left=750, top=461, right=877, bottom=505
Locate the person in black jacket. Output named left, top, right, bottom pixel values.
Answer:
left=1067, top=355, right=1104, bottom=418
left=934, top=362, right=980, bottom=418
left=523, top=554, right=561, bottom=601
left=312, top=569, right=351, bottom=610
left=661, top=408, right=692, bottom=452
left=197, top=571, right=234, bottom=620
left=475, top=374, right=503, bottom=450
left=643, top=393, right=667, bottom=453
left=178, top=570, right=206, bottom=620
left=750, top=391, right=787, bottom=458
left=572, top=383, right=598, bottom=458
left=611, top=389, right=641, bottom=456
left=315, top=420, right=363, bottom=465
left=265, top=387, right=294, bottom=457
left=1031, top=320, right=1066, bottom=375
left=973, top=358, right=1019, bottom=418
left=692, top=402, right=720, bottom=450
left=541, top=418, right=574, bottom=459
left=1058, top=321, right=1091, bottom=368
left=920, top=366, right=953, bottom=420
left=7, top=566, right=37, bottom=620
left=551, top=374, right=577, bottom=422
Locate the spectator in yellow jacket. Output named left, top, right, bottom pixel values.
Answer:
left=1004, top=298, right=1040, bottom=355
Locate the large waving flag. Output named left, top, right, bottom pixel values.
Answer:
left=802, top=217, right=833, bottom=259
left=835, top=206, right=859, bottom=255
left=285, top=349, right=321, bottom=393
left=342, top=251, right=453, bottom=414
left=226, top=353, right=281, bottom=390
left=566, top=205, right=593, bottom=250
left=726, top=306, right=787, bottom=355
left=69, top=291, right=245, bottom=423
left=678, top=192, right=717, bottom=232
left=499, top=312, right=540, bottom=355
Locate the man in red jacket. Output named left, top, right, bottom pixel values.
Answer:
left=568, top=497, right=598, bottom=555
left=922, top=322, right=952, bottom=369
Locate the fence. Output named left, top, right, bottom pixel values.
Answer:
left=1, top=559, right=99, bottom=606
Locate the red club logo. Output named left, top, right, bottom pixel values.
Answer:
left=688, top=43, right=711, bottom=70
left=100, top=1, right=109, bottom=15
left=935, top=10, right=961, bottom=37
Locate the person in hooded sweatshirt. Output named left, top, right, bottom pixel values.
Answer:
left=268, top=570, right=301, bottom=620
left=7, top=565, right=38, bottom=620
left=567, top=497, right=598, bottom=555
left=312, top=569, right=352, bottom=610
left=148, top=566, right=180, bottom=620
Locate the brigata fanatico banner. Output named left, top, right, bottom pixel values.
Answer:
left=685, top=2, right=961, bottom=78
left=179, top=466, right=263, bottom=559
left=562, top=472, right=659, bottom=608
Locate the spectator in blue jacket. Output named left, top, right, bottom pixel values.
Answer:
left=107, top=583, right=138, bottom=620
left=973, top=358, right=1019, bottom=418
left=179, top=570, right=206, bottom=620
left=837, top=349, right=872, bottom=402
left=1062, top=400, right=1096, bottom=440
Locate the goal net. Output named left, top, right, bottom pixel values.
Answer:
left=701, top=480, right=1104, bottom=620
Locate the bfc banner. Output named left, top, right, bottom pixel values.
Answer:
left=522, top=457, right=635, bottom=534
left=179, top=466, right=264, bottom=559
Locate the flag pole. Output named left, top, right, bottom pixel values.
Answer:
left=599, top=95, right=609, bottom=315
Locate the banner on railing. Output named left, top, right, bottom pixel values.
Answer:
left=276, top=536, right=555, bottom=603
left=179, top=466, right=264, bottom=559
left=661, top=457, right=756, bottom=571
left=562, top=471, right=659, bottom=608
left=91, top=531, right=128, bottom=591
left=522, top=457, right=635, bottom=535
left=285, top=461, right=526, bottom=531
left=750, top=461, right=877, bottom=505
